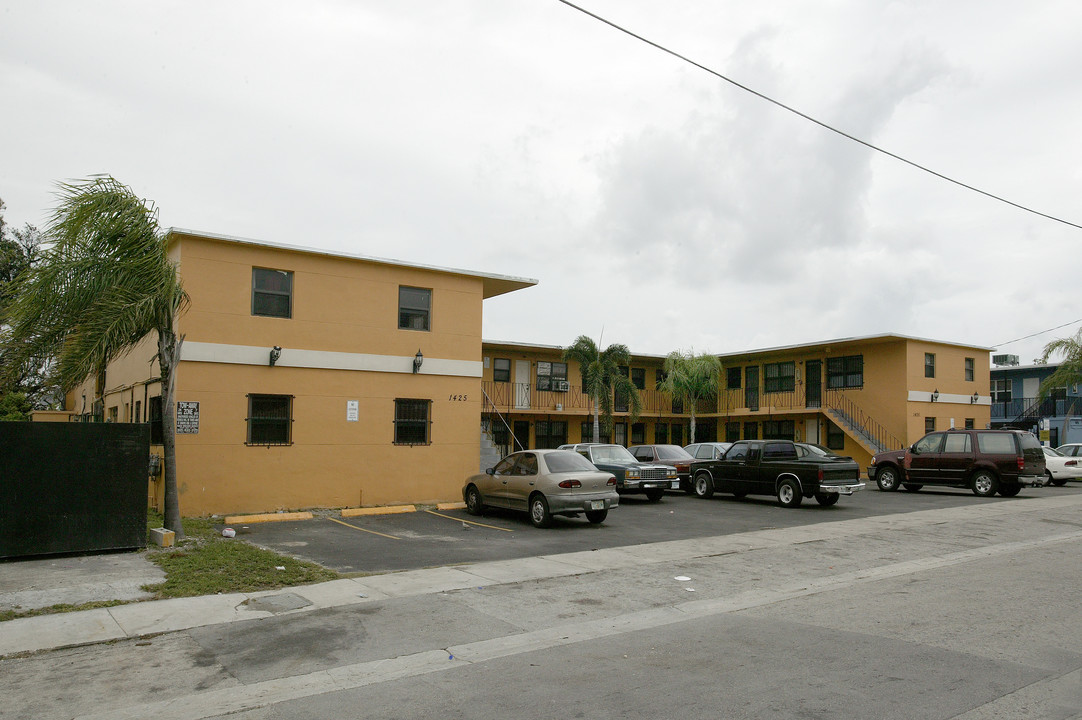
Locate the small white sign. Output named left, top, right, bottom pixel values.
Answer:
left=347, top=400, right=359, bottom=422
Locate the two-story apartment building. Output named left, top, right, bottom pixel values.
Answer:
left=990, top=359, right=1082, bottom=446
left=482, top=334, right=992, bottom=472
left=68, top=229, right=536, bottom=516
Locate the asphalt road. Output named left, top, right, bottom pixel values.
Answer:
left=235, top=483, right=1073, bottom=574
left=5, top=485, right=1082, bottom=720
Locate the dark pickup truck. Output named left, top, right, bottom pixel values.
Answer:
left=690, top=439, right=865, bottom=507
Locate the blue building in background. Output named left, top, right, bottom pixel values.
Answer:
left=989, top=355, right=1082, bottom=446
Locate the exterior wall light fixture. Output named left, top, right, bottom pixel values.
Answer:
left=970, top=392, right=979, bottom=404
left=931, top=389, right=939, bottom=402
left=413, top=349, right=424, bottom=374
left=270, top=346, right=282, bottom=366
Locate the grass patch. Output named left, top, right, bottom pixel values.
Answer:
left=0, top=600, right=129, bottom=623
left=143, top=511, right=338, bottom=599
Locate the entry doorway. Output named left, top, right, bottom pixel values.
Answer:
left=514, top=360, right=531, bottom=409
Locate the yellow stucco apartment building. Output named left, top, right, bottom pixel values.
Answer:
left=66, top=229, right=991, bottom=516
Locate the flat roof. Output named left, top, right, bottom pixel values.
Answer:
left=167, top=228, right=538, bottom=300
left=484, top=333, right=993, bottom=360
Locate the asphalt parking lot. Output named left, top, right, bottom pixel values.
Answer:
left=234, top=482, right=1082, bottom=574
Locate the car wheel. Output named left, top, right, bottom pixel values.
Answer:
left=465, top=485, right=484, bottom=516
left=693, top=472, right=714, bottom=498
left=644, top=489, right=665, bottom=502
left=971, top=470, right=999, bottom=497
left=777, top=479, right=803, bottom=508
left=1051, top=478, right=1068, bottom=487
left=585, top=509, right=608, bottom=524
left=876, top=466, right=900, bottom=491
left=997, top=485, right=1021, bottom=497
left=814, top=492, right=839, bottom=506
left=529, top=494, right=553, bottom=528
left=902, top=483, right=923, bottom=492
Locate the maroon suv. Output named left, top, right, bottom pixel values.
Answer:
left=868, top=429, right=1045, bottom=498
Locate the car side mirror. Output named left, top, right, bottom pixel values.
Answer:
left=486, top=467, right=495, bottom=475
left=909, top=444, right=919, bottom=455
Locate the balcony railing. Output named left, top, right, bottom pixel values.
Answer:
left=991, top=396, right=1082, bottom=422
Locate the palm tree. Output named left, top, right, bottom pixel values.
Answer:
left=0, top=177, right=189, bottom=538
left=657, top=350, right=721, bottom=444
left=1038, top=328, right=1082, bottom=399
left=562, top=335, right=642, bottom=443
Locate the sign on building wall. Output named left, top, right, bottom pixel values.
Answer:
left=347, top=400, right=359, bottom=422
left=176, top=401, right=200, bottom=434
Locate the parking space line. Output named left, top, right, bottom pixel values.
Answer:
left=424, top=509, right=514, bottom=532
left=327, top=516, right=401, bottom=540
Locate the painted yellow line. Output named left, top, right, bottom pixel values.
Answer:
left=436, top=502, right=467, bottom=511
left=424, top=509, right=514, bottom=532
left=327, top=516, right=401, bottom=540
left=224, top=511, right=313, bottom=524
left=341, top=505, right=416, bottom=517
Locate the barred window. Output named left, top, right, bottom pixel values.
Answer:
left=580, top=421, right=610, bottom=444
left=743, top=421, right=759, bottom=440
left=535, top=420, right=567, bottom=448
left=726, top=422, right=740, bottom=443
left=394, top=399, right=431, bottom=445
left=826, top=420, right=844, bottom=450
left=631, top=422, right=645, bottom=445
left=399, top=287, right=431, bottom=331
left=764, top=362, right=795, bottom=393
left=631, top=368, right=646, bottom=390
left=763, top=419, right=795, bottom=440
left=655, top=423, right=668, bottom=444
left=247, top=394, right=293, bottom=445
left=826, top=355, right=863, bottom=389
left=252, top=268, right=293, bottom=318
left=726, top=367, right=741, bottom=389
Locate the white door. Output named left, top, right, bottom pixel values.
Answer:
left=805, top=419, right=820, bottom=444
left=515, top=360, right=532, bottom=409
left=1023, top=377, right=1039, bottom=403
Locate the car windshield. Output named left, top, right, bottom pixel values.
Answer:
left=544, top=451, right=598, bottom=473
left=590, top=445, right=637, bottom=463
left=655, top=446, right=693, bottom=460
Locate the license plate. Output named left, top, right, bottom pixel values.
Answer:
left=589, top=500, right=605, bottom=510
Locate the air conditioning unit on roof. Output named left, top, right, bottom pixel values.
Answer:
left=992, top=354, right=1020, bottom=367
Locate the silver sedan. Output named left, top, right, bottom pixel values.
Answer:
left=463, top=449, right=619, bottom=527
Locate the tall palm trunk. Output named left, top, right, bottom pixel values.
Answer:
left=592, top=395, right=601, bottom=443
left=158, top=329, right=184, bottom=540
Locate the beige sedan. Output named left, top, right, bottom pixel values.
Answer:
left=463, top=449, right=619, bottom=527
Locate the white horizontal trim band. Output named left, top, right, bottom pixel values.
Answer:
left=907, top=390, right=990, bottom=405
left=180, top=341, right=482, bottom=378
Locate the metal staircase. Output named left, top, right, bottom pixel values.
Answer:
left=824, top=390, right=903, bottom=454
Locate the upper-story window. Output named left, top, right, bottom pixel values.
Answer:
left=925, top=353, right=936, bottom=378
left=726, top=367, right=742, bottom=389
left=826, top=355, right=863, bottom=389
left=537, top=361, right=568, bottom=391
left=991, top=378, right=1012, bottom=402
left=965, top=357, right=974, bottom=381
left=630, top=367, right=646, bottom=390
left=764, top=362, right=795, bottom=393
left=399, top=287, right=431, bottom=331
left=493, top=358, right=511, bottom=383
left=252, top=268, right=292, bottom=318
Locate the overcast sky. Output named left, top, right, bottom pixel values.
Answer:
left=2, top=1, right=1080, bottom=366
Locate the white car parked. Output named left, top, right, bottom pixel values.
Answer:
left=1042, top=446, right=1082, bottom=486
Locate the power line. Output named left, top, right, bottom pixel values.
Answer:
left=555, top=0, right=1082, bottom=231
left=994, top=319, right=1082, bottom=349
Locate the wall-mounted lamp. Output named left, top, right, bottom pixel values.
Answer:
left=931, top=388, right=940, bottom=402
left=970, top=392, right=979, bottom=404
left=269, top=346, right=282, bottom=367
left=413, top=349, right=424, bottom=374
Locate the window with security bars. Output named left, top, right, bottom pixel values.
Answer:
left=744, top=421, right=759, bottom=440
left=252, top=268, right=293, bottom=318
left=394, top=399, right=431, bottom=445
left=670, top=423, right=683, bottom=446
left=247, top=394, right=293, bottom=445
left=826, top=420, right=844, bottom=450
left=764, top=362, right=795, bottom=393
left=726, top=422, right=740, bottom=443
left=631, top=422, right=645, bottom=445
left=655, top=423, right=668, bottom=444
left=535, top=420, right=567, bottom=448
left=763, top=419, right=795, bottom=440
left=580, top=421, right=610, bottom=444
left=726, top=367, right=741, bottom=389
left=826, top=355, right=863, bottom=389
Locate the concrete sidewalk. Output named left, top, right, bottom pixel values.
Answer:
left=4, top=493, right=1082, bottom=659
